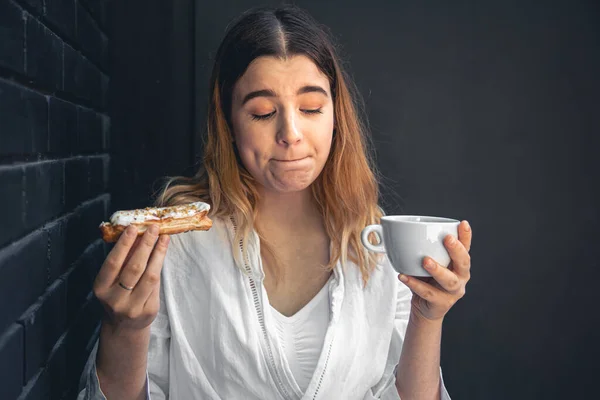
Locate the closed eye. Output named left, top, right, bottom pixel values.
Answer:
left=302, top=108, right=323, bottom=115
left=251, top=111, right=276, bottom=121
left=251, top=108, right=323, bottom=121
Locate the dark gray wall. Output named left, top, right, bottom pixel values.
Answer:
left=308, top=1, right=599, bottom=399
left=110, top=0, right=197, bottom=211
left=109, top=0, right=599, bottom=399
left=0, top=1, right=109, bottom=398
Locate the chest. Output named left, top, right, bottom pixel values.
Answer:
left=262, top=237, right=332, bottom=317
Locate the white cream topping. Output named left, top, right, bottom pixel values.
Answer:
left=102, top=201, right=210, bottom=226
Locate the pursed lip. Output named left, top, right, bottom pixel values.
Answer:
left=273, top=156, right=308, bottom=162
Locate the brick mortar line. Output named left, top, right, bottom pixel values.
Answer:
left=16, top=293, right=103, bottom=395
left=0, top=68, right=109, bottom=114
left=46, top=92, right=51, bottom=155
left=13, top=239, right=106, bottom=322
left=0, top=153, right=111, bottom=168
left=11, top=0, right=110, bottom=76
left=0, top=77, right=109, bottom=119
left=15, top=241, right=104, bottom=334
left=22, top=6, right=27, bottom=72
left=0, top=193, right=111, bottom=258
left=69, top=238, right=105, bottom=268
left=17, top=278, right=63, bottom=330
left=51, top=192, right=111, bottom=224
left=46, top=217, right=51, bottom=286
left=78, top=0, right=110, bottom=41
left=55, top=238, right=106, bottom=282
left=0, top=154, right=110, bottom=171
left=20, top=168, right=27, bottom=240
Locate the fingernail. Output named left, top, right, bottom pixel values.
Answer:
left=126, top=226, right=137, bottom=236
left=149, top=225, right=159, bottom=235
left=160, top=235, right=170, bottom=244
left=464, top=220, right=471, bottom=231
left=447, top=235, right=455, bottom=245
left=424, top=259, right=435, bottom=270
left=399, top=274, right=408, bottom=282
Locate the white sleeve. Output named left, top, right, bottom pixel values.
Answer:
left=373, top=278, right=451, bottom=399
left=75, top=339, right=111, bottom=400
left=147, top=281, right=171, bottom=398
left=76, top=283, right=171, bottom=400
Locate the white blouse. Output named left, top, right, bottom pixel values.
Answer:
left=77, top=217, right=451, bottom=399
left=269, top=274, right=333, bottom=393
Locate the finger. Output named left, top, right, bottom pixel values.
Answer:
left=122, top=235, right=143, bottom=266
left=398, top=274, right=451, bottom=304
left=116, top=224, right=160, bottom=290
left=131, top=234, right=170, bottom=303
left=94, top=226, right=139, bottom=289
left=423, top=257, right=465, bottom=295
left=458, top=220, right=472, bottom=252
left=444, top=233, right=471, bottom=278
left=143, top=285, right=161, bottom=318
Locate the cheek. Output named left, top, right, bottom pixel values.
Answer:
left=230, top=113, right=245, bottom=143
left=233, top=131, right=271, bottom=173
left=236, top=132, right=270, bottom=156
left=320, top=138, right=333, bottom=167
left=235, top=138, right=258, bottom=167
left=315, top=120, right=335, bottom=157
left=232, top=116, right=256, bottom=151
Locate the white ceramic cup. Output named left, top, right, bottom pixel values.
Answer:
left=361, top=215, right=460, bottom=277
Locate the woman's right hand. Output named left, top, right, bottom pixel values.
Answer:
left=93, top=224, right=170, bottom=332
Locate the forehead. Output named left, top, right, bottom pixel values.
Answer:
left=234, top=55, right=330, bottom=96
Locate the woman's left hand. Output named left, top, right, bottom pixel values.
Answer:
left=398, top=220, right=472, bottom=322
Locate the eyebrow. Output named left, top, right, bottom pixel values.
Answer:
left=241, top=85, right=328, bottom=105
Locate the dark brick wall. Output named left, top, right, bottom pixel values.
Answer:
left=0, top=1, right=110, bottom=399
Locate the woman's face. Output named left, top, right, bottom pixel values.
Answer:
left=230, top=55, right=335, bottom=194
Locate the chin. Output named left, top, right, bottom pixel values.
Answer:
left=266, top=176, right=317, bottom=193
left=272, top=182, right=313, bottom=193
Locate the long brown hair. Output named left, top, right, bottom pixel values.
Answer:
left=155, top=5, right=383, bottom=284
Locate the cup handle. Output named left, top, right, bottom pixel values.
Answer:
left=361, top=225, right=386, bottom=253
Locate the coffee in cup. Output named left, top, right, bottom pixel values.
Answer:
left=361, top=215, right=460, bottom=277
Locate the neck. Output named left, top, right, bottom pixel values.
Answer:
left=255, top=187, right=323, bottom=234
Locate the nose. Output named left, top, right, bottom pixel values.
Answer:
left=276, top=110, right=302, bottom=145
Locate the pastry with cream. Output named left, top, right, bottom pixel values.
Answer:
left=99, top=201, right=212, bottom=242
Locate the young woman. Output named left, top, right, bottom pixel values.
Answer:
left=78, top=5, right=472, bottom=400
